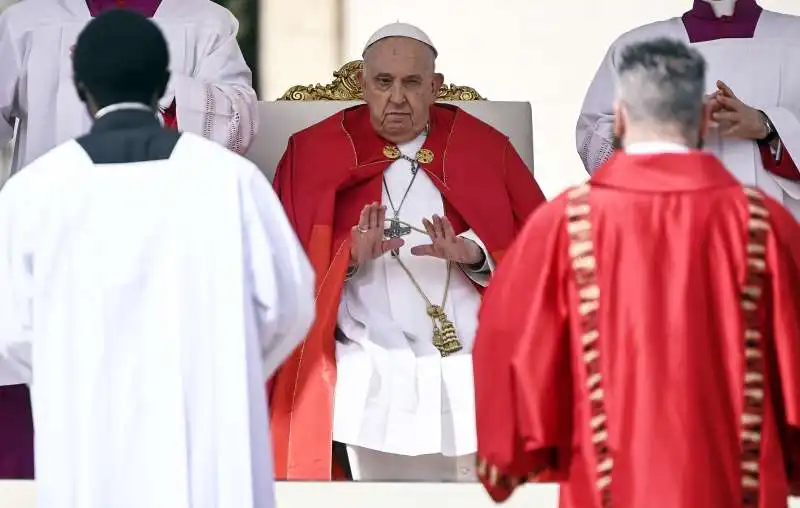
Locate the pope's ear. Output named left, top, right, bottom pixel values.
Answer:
left=433, top=73, right=444, bottom=92
left=357, top=70, right=366, bottom=88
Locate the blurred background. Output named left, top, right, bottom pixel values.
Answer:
left=3, top=0, right=800, bottom=196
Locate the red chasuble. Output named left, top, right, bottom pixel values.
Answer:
left=269, top=103, right=545, bottom=480
left=473, top=151, right=800, bottom=508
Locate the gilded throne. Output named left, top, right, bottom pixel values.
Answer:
left=244, top=60, right=535, bottom=181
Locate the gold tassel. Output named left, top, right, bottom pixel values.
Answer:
left=427, top=304, right=463, bottom=357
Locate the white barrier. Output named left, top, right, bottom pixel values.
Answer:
left=2, top=481, right=800, bottom=507
left=2, top=481, right=554, bottom=507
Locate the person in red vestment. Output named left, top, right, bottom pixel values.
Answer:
left=269, top=22, right=546, bottom=481
left=0, top=0, right=256, bottom=480
left=475, top=38, right=800, bottom=508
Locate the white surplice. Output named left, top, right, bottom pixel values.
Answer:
left=576, top=9, right=800, bottom=218
left=0, top=133, right=315, bottom=508
left=0, top=0, right=258, bottom=173
left=332, top=132, right=493, bottom=480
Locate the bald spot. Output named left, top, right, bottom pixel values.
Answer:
left=362, top=37, right=436, bottom=77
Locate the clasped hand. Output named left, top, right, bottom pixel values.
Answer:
left=349, top=203, right=484, bottom=268
left=707, top=80, right=768, bottom=140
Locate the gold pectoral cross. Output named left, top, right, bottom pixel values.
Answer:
left=427, top=304, right=462, bottom=357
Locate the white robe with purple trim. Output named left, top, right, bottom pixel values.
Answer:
left=576, top=10, right=800, bottom=218
left=0, top=0, right=258, bottom=173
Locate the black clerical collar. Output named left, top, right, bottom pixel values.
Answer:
left=91, top=103, right=161, bottom=134
left=78, top=102, right=180, bottom=164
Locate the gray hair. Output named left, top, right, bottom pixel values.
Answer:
left=615, top=38, right=707, bottom=141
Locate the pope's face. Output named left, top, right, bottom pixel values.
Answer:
left=360, top=37, right=443, bottom=144
left=701, top=0, right=737, bottom=17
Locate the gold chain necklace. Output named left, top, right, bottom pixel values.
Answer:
left=392, top=256, right=462, bottom=357
left=381, top=140, right=435, bottom=245
left=381, top=138, right=463, bottom=356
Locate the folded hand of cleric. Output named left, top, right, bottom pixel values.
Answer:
left=707, top=81, right=769, bottom=141
left=410, top=214, right=484, bottom=266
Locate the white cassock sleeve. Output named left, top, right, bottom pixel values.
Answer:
left=0, top=10, right=20, bottom=146
left=762, top=105, right=800, bottom=198
left=576, top=44, right=617, bottom=175
left=165, top=11, right=258, bottom=155
left=0, top=183, right=33, bottom=386
left=458, top=229, right=495, bottom=287
left=241, top=166, right=315, bottom=380
left=753, top=42, right=800, bottom=198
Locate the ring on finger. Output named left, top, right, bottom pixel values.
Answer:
left=357, top=225, right=369, bottom=233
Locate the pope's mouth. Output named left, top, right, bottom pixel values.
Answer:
left=384, top=112, right=411, bottom=121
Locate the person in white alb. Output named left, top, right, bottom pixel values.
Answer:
left=268, top=22, right=546, bottom=482
left=577, top=0, right=800, bottom=219
left=0, top=11, right=313, bottom=508
left=0, top=0, right=260, bottom=478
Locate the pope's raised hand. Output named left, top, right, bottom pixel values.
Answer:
left=410, top=214, right=484, bottom=265
left=349, top=202, right=404, bottom=268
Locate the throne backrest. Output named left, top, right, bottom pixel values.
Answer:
left=244, top=60, right=534, bottom=182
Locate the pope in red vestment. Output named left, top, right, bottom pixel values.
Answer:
left=269, top=24, right=545, bottom=480
left=475, top=38, right=800, bottom=508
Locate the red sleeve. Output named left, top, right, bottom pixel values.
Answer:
left=271, top=137, right=302, bottom=239
left=473, top=196, right=572, bottom=503
left=764, top=199, right=800, bottom=491
left=267, top=139, right=298, bottom=404
left=503, top=142, right=547, bottom=229
left=759, top=139, right=800, bottom=181
left=161, top=101, right=178, bottom=130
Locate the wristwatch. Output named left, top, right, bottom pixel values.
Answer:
left=759, top=111, right=779, bottom=143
